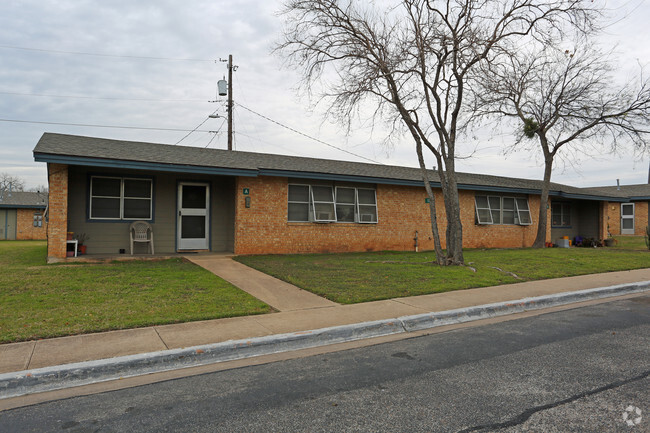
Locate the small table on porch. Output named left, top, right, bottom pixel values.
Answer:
left=66, top=239, right=78, bottom=257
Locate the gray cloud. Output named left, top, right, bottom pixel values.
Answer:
left=0, top=0, right=647, bottom=189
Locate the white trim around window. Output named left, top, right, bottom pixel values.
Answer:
left=288, top=183, right=378, bottom=224
left=89, top=176, right=153, bottom=220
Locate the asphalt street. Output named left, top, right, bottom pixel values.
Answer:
left=1, top=295, right=648, bottom=432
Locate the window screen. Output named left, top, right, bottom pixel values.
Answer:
left=90, top=176, right=152, bottom=220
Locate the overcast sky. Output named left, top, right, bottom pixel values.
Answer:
left=1, top=0, right=649, bottom=190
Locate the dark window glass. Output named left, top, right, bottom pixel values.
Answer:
left=182, top=185, right=206, bottom=209
left=91, top=198, right=120, bottom=218
left=622, top=204, right=634, bottom=216
left=357, top=189, right=376, bottom=205
left=288, top=203, right=309, bottom=221
left=124, top=179, right=151, bottom=198
left=312, top=186, right=333, bottom=202
left=124, top=199, right=151, bottom=219
left=181, top=216, right=206, bottom=238
left=336, top=188, right=355, bottom=204
left=336, top=204, right=355, bottom=222
left=288, top=185, right=309, bottom=202
left=92, top=178, right=121, bottom=197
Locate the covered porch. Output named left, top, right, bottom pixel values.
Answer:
left=550, top=198, right=606, bottom=246
left=46, top=163, right=238, bottom=262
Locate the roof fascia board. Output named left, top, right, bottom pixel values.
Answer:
left=461, top=184, right=541, bottom=195
left=258, top=168, right=431, bottom=187
left=34, top=153, right=258, bottom=177
left=629, top=196, right=650, bottom=201
left=549, top=191, right=628, bottom=202
left=0, top=204, right=47, bottom=209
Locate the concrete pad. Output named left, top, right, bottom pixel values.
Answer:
left=0, top=341, right=35, bottom=374
left=186, top=256, right=338, bottom=311
left=28, top=328, right=167, bottom=369
left=155, top=316, right=274, bottom=349
left=253, top=300, right=427, bottom=334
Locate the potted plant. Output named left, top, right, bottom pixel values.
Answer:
left=73, top=233, right=90, bottom=255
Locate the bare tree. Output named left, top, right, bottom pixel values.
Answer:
left=276, top=0, right=596, bottom=265
left=28, top=184, right=49, bottom=194
left=475, top=41, right=650, bottom=247
left=0, top=172, right=25, bottom=194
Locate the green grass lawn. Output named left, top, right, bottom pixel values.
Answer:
left=0, top=241, right=270, bottom=343
left=612, top=235, right=649, bottom=250
left=235, top=246, right=650, bottom=304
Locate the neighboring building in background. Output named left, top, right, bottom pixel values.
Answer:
left=0, top=191, right=48, bottom=240
left=32, top=133, right=649, bottom=261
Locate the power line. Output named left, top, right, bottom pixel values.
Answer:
left=0, top=91, right=207, bottom=102
left=237, top=103, right=383, bottom=165
left=0, top=44, right=214, bottom=62
left=175, top=117, right=211, bottom=145
left=0, top=118, right=211, bottom=133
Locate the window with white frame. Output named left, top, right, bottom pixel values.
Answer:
left=288, top=184, right=377, bottom=223
left=288, top=184, right=310, bottom=222
left=475, top=195, right=531, bottom=225
left=311, top=185, right=336, bottom=222
left=90, top=176, right=153, bottom=220
left=335, top=187, right=356, bottom=222
left=356, top=188, right=378, bottom=223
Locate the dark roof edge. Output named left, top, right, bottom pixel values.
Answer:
left=0, top=204, right=47, bottom=209
left=33, top=153, right=259, bottom=178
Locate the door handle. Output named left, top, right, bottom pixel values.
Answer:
left=178, top=210, right=181, bottom=216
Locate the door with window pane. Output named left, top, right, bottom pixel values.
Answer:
left=621, top=203, right=635, bottom=235
left=177, top=183, right=210, bottom=250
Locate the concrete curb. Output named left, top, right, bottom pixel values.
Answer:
left=1, top=281, right=648, bottom=399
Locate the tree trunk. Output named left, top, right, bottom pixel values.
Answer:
left=440, top=165, right=464, bottom=265
left=533, top=155, right=553, bottom=248
left=415, top=143, right=445, bottom=265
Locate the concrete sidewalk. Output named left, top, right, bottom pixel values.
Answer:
left=2, top=257, right=649, bottom=377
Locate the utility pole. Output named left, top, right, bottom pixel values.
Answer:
left=227, top=54, right=233, bottom=151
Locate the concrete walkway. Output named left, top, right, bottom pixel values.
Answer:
left=184, top=255, right=337, bottom=311
left=1, top=261, right=650, bottom=376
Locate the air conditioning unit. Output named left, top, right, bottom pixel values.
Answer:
left=359, top=213, right=375, bottom=222
left=316, top=212, right=333, bottom=221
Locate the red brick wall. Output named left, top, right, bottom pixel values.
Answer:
left=603, top=201, right=649, bottom=236
left=16, top=208, right=47, bottom=240
left=46, top=163, right=68, bottom=259
left=634, top=201, right=649, bottom=235
left=233, top=176, right=547, bottom=255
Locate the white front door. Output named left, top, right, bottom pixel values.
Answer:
left=177, top=182, right=210, bottom=250
left=621, top=203, right=635, bottom=235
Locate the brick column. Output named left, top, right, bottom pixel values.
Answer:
left=599, top=201, right=609, bottom=240
left=46, top=163, right=68, bottom=261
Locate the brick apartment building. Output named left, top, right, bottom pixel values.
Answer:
left=33, top=133, right=649, bottom=262
left=0, top=191, right=48, bottom=240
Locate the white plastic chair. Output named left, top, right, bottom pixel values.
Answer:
left=130, top=221, right=154, bottom=255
